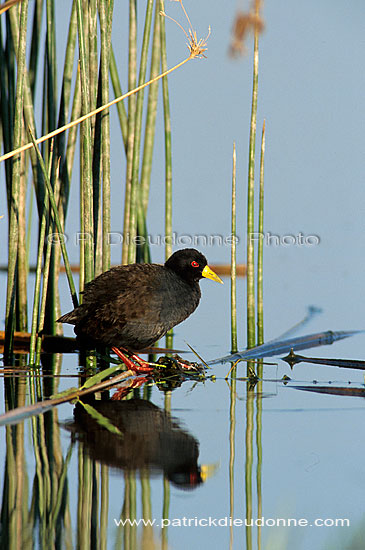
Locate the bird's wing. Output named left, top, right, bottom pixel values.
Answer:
left=82, top=264, right=165, bottom=321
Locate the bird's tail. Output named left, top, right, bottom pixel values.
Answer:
left=57, top=310, right=77, bottom=324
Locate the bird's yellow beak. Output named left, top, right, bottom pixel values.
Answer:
left=201, top=265, right=224, bottom=284
left=200, top=463, right=220, bottom=482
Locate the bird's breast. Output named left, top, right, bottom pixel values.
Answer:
left=157, top=277, right=201, bottom=328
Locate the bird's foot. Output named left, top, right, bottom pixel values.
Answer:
left=111, top=346, right=155, bottom=373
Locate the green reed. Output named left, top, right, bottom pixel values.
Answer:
left=140, top=0, right=160, bottom=213
left=256, top=380, right=263, bottom=550
left=29, top=128, right=78, bottom=307
left=29, top=143, right=53, bottom=364
left=246, top=25, right=259, bottom=351
left=1, top=0, right=183, bottom=367
left=100, top=464, right=109, bottom=550
left=99, top=0, right=113, bottom=273
left=4, top=0, right=29, bottom=363
left=129, top=0, right=154, bottom=264
left=160, top=0, right=173, bottom=348
left=162, top=390, right=171, bottom=550
left=109, top=45, right=128, bottom=148
left=257, top=120, right=265, bottom=349
left=256, top=122, right=265, bottom=549
left=122, top=0, right=137, bottom=265
left=77, top=0, right=94, bottom=287
left=229, top=363, right=237, bottom=550
left=137, top=0, right=161, bottom=266
left=231, top=142, right=238, bottom=353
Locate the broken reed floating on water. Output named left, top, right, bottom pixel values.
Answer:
left=0, top=331, right=188, bottom=356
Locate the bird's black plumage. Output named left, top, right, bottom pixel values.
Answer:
left=57, top=248, right=222, bottom=351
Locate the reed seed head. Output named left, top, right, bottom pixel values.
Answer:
left=160, top=0, right=210, bottom=59
left=229, top=2, right=264, bottom=58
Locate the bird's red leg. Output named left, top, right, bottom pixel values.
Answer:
left=111, top=346, right=154, bottom=373
left=111, top=376, right=149, bottom=400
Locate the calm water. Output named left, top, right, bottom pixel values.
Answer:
left=1, top=271, right=365, bottom=550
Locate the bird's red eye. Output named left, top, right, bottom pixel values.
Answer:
left=191, top=261, right=199, bottom=268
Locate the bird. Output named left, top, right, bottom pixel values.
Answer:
left=57, top=248, right=223, bottom=372
left=68, top=397, right=205, bottom=488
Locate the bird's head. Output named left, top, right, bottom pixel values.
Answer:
left=165, top=248, right=223, bottom=285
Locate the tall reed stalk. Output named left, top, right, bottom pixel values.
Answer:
left=77, top=0, right=94, bottom=287
left=231, top=142, right=238, bottom=353
left=138, top=0, right=162, bottom=265
left=160, top=0, right=173, bottom=348
left=129, top=0, right=154, bottom=264
left=99, top=0, right=114, bottom=273
left=122, top=0, right=137, bottom=265
left=257, top=120, right=265, bottom=349
left=246, top=23, right=259, bottom=351
left=140, top=0, right=160, bottom=213
left=29, top=143, right=53, bottom=365
left=255, top=123, right=265, bottom=549
left=29, top=129, right=78, bottom=306
left=4, top=1, right=29, bottom=363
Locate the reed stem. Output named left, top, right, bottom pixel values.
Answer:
left=231, top=142, right=238, bottom=353
left=4, top=0, right=29, bottom=363
left=109, top=45, right=127, bottom=149
left=28, top=128, right=78, bottom=308
left=160, top=0, right=172, bottom=263
left=123, top=0, right=137, bottom=265
left=77, top=0, right=94, bottom=286
left=257, top=120, right=265, bottom=349
left=160, top=0, right=174, bottom=348
left=130, top=0, right=154, bottom=264
left=29, top=144, right=53, bottom=365
left=99, top=0, right=114, bottom=272
left=140, top=0, right=161, bottom=214
left=246, top=22, right=259, bottom=350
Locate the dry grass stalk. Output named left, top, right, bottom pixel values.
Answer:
left=0, top=58, right=190, bottom=164
left=0, top=0, right=209, bottom=165
left=0, top=0, right=23, bottom=16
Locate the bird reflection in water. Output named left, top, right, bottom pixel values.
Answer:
left=66, top=397, right=205, bottom=489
